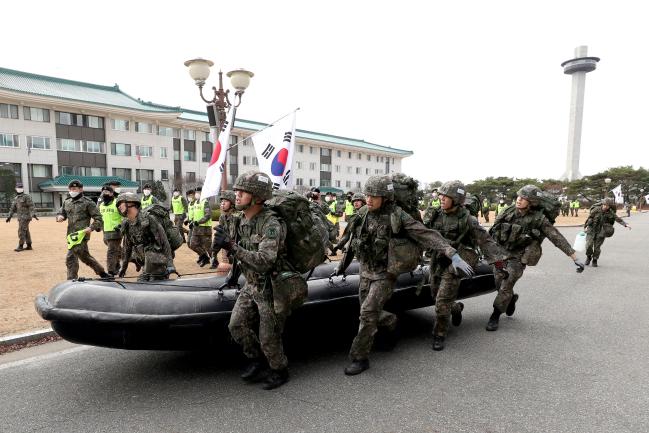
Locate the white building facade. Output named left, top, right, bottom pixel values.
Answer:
left=0, top=67, right=412, bottom=208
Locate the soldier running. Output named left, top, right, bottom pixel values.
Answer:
left=423, top=181, right=509, bottom=351
left=584, top=197, right=631, bottom=267
left=331, top=175, right=474, bottom=375
left=56, top=179, right=110, bottom=280
left=487, top=185, right=585, bottom=331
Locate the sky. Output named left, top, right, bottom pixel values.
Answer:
left=3, top=0, right=648, bottom=184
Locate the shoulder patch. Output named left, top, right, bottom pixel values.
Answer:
left=265, top=225, right=279, bottom=239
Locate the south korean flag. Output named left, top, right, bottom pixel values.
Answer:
left=252, top=110, right=297, bottom=190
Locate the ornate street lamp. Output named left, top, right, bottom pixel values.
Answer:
left=184, top=58, right=254, bottom=189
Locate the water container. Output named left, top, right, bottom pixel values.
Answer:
left=573, top=231, right=587, bottom=252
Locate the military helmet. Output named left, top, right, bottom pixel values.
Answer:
left=220, top=190, right=236, bottom=203
left=351, top=192, right=366, bottom=204
left=115, top=192, right=140, bottom=206
left=68, top=179, right=83, bottom=188
left=438, top=180, right=466, bottom=205
left=603, top=197, right=615, bottom=206
left=517, top=184, right=542, bottom=206
left=363, top=175, right=394, bottom=201
left=233, top=170, right=273, bottom=202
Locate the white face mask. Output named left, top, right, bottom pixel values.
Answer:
left=173, top=192, right=180, bottom=197
left=69, top=191, right=80, bottom=198
left=114, top=188, right=121, bottom=194
left=194, top=193, right=201, bottom=200
left=143, top=189, right=151, bottom=196
left=15, top=188, right=24, bottom=193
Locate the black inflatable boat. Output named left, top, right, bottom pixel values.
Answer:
left=35, top=261, right=496, bottom=350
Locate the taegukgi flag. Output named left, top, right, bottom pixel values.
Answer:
left=252, top=110, right=297, bottom=190
left=610, top=184, right=624, bottom=204
left=644, top=193, right=649, bottom=204
left=202, top=108, right=235, bottom=200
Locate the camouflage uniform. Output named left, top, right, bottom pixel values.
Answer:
left=211, top=191, right=237, bottom=263
left=489, top=188, right=575, bottom=313
left=584, top=201, right=628, bottom=261
left=333, top=193, right=365, bottom=252
left=346, top=202, right=457, bottom=361
left=190, top=197, right=213, bottom=259
left=99, top=196, right=123, bottom=275
left=57, top=193, right=106, bottom=280
left=425, top=191, right=508, bottom=339
left=228, top=204, right=289, bottom=371
left=119, top=195, right=174, bottom=281
left=8, top=192, right=35, bottom=248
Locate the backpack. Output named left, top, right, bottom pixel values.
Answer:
left=463, top=193, right=481, bottom=218
left=142, top=204, right=183, bottom=251
left=391, top=173, right=422, bottom=222
left=533, top=192, right=561, bottom=224
left=266, top=190, right=328, bottom=272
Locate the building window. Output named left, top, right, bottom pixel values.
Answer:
left=366, top=168, right=370, bottom=175
left=111, top=142, right=131, bottom=156
left=348, top=152, right=352, bottom=159
left=0, top=133, right=19, bottom=148
left=295, top=178, right=303, bottom=186
left=161, top=170, right=169, bottom=181
left=321, top=148, right=330, bottom=157
left=30, top=164, right=52, bottom=178
left=321, top=179, right=331, bottom=187
left=23, top=106, right=50, bottom=122
left=367, top=155, right=371, bottom=161
left=86, top=116, right=104, bottom=129
left=55, top=111, right=83, bottom=126
left=59, top=166, right=75, bottom=175
left=356, top=181, right=361, bottom=188
left=158, top=126, right=174, bottom=137
left=136, top=169, right=154, bottom=182
left=160, top=147, right=168, bottom=158
left=112, top=168, right=132, bottom=180
left=0, top=103, right=19, bottom=119
left=183, top=150, right=196, bottom=161
left=111, top=119, right=129, bottom=131
left=229, top=135, right=239, bottom=146
left=183, top=129, right=196, bottom=140
left=62, top=166, right=107, bottom=176
left=335, top=180, right=341, bottom=187
left=309, top=146, right=315, bottom=154
left=86, top=167, right=106, bottom=176
left=392, top=158, right=395, bottom=164
left=202, top=142, right=212, bottom=162
left=309, top=179, right=315, bottom=187
left=357, top=153, right=362, bottom=160
left=186, top=172, right=196, bottom=183
left=320, top=163, right=331, bottom=172
left=376, top=155, right=380, bottom=162
left=375, top=169, right=381, bottom=174
left=30, top=192, right=54, bottom=208
left=356, top=167, right=361, bottom=174
left=347, top=167, right=352, bottom=173
left=295, top=161, right=303, bottom=169
left=136, top=145, right=153, bottom=158
left=297, top=144, right=304, bottom=153
left=27, top=136, right=51, bottom=150
left=336, top=150, right=341, bottom=158
left=345, top=180, right=351, bottom=188
left=84, top=141, right=105, bottom=153
left=135, top=122, right=155, bottom=134
left=334, top=165, right=340, bottom=172
left=309, top=162, right=316, bottom=170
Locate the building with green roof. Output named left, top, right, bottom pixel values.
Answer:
left=0, top=66, right=412, bottom=209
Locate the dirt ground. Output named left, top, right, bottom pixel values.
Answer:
left=0, top=210, right=593, bottom=337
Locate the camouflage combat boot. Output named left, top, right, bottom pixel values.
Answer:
left=14, top=244, right=24, bottom=252
left=344, top=359, right=370, bottom=376
left=585, top=256, right=591, bottom=266
left=25, top=243, right=32, bottom=250
left=262, top=368, right=289, bottom=390
left=506, top=294, right=519, bottom=316
left=241, top=358, right=267, bottom=383
left=432, top=335, right=445, bottom=351
left=591, top=259, right=598, bottom=267
left=486, top=308, right=502, bottom=331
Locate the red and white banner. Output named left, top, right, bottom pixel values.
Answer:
left=252, top=110, right=297, bottom=190
left=202, top=108, right=235, bottom=199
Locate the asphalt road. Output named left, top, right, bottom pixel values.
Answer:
left=2, top=213, right=647, bottom=433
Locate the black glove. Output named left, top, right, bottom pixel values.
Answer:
left=118, top=263, right=128, bottom=278
left=188, top=221, right=195, bottom=229
left=329, top=247, right=338, bottom=256
left=33, top=215, right=39, bottom=221
left=214, top=226, right=233, bottom=250
left=183, top=219, right=189, bottom=226
left=5, top=217, right=9, bottom=223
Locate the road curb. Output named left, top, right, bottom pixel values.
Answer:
left=0, top=328, right=56, bottom=347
